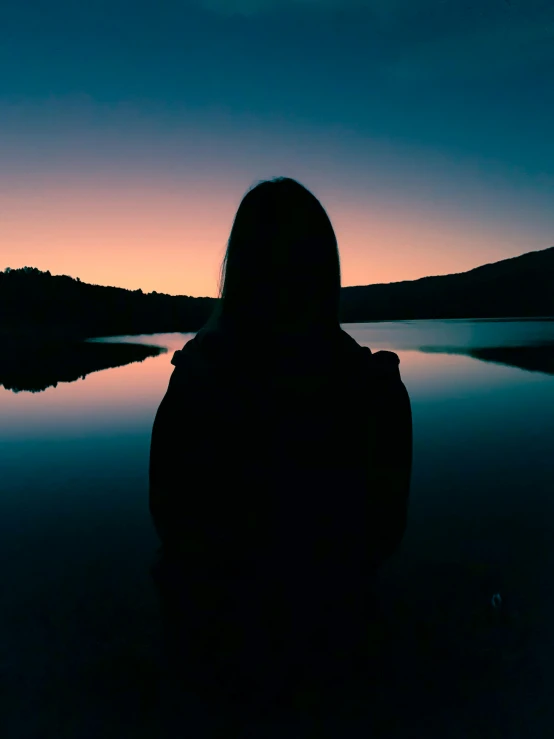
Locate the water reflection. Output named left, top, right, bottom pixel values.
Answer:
left=3, top=319, right=553, bottom=399
left=345, top=318, right=554, bottom=377
left=0, top=339, right=166, bottom=393
left=420, top=343, right=554, bottom=376
left=1, top=321, right=554, bottom=735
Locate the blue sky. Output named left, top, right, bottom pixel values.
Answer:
left=1, top=0, right=553, bottom=295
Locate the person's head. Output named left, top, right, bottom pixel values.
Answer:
left=209, top=177, right=341, bottom=336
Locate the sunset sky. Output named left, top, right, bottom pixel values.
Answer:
left=1, top=0, right=553, bottom=297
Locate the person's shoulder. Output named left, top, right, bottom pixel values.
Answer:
left=338, top=331, right=400, bottom=373
left=170, top=331, right=224, bottom=375
left=361, top=348, right=401, bottom=384
left=369, top=349, right=400, bottom=368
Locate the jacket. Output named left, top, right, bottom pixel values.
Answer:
left=149, top=324, right=412, bottom=580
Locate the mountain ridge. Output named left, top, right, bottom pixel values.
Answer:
left=339, top=245, right=554, bottom=322
left=344, top=245, right=554, bottom=290
left=1, top=244, right=553, bottom=336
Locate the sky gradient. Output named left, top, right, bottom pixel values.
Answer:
left=1, top=0, right=553, bottom=296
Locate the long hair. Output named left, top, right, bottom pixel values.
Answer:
left=206, top=177, right=342, bottom=336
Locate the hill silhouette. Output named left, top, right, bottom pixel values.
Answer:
left=339, top=246, right=554, bottom=322
left=1, top=246, right=553, bottom=340
left=0, top=267, right=215, bottom=341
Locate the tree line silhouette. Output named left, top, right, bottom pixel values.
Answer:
left=0, top=266, right=215, bottom=341
left=1, top=246, right=553, bottom=341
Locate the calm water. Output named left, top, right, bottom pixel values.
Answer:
left=2, top=320, right=554, bottom=737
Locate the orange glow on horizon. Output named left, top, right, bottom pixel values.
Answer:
left=1, top=177, right=550, bottom=297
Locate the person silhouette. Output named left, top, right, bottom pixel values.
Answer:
left=149, top=177, right=412, bottom=717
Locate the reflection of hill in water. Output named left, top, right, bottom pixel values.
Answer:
left=420, top=343, right=554, bottom=376
left=0, top=340, right=166, bottom=393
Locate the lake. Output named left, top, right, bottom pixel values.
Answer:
left=2, top=319, right=554, bottom=737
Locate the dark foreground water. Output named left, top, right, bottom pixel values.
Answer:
left=1, top=320, right=554, bottom=737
